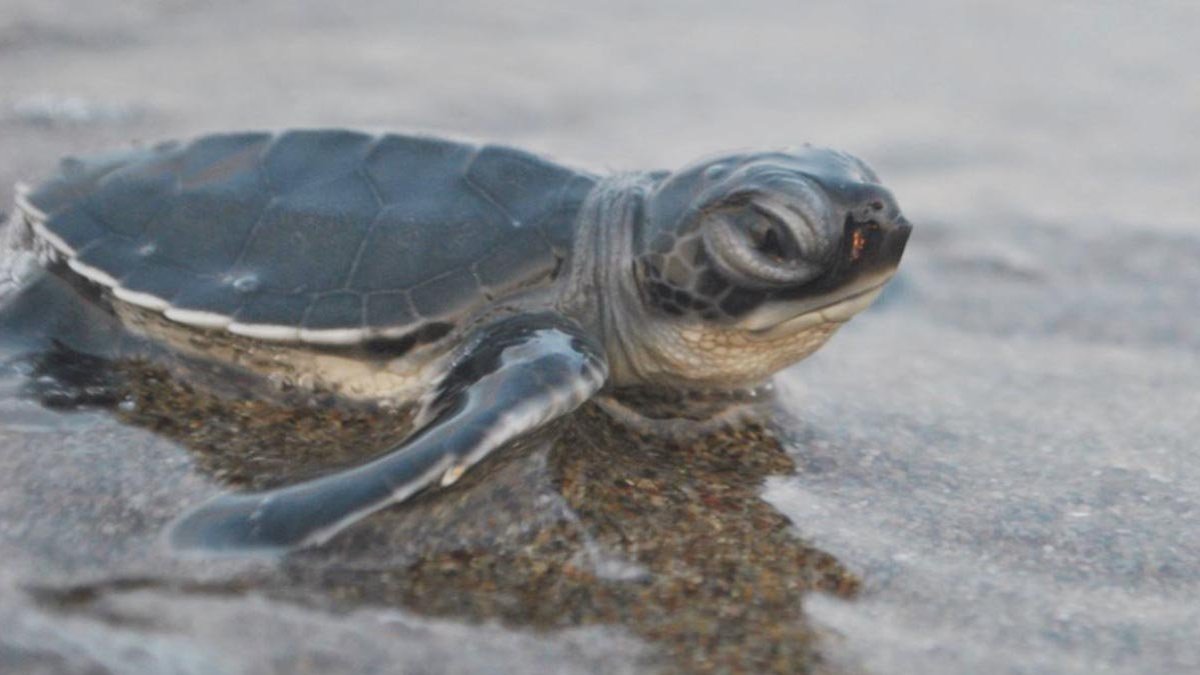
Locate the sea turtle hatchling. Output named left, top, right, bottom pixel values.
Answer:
left=2, top=130, right=911, bottom=551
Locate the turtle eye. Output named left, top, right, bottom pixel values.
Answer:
left=701, top=201, right=827, bottom=289
left=738, top=208, right=799, bottom=263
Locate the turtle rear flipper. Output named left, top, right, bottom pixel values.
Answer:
left=169, top=313, right=608, bottom=552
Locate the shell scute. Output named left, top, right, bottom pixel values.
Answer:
left=167, top=280, right=245, bottom=323
left=348, top=193, right=507, bottom=293
left=34, top=206, right=106, bottom=254
left=26, top=148, right=170, bottom=219
left=232, top=292, right=312, bottom=328
left=409, top=268, right=480, bottom=321
left=116, top=263, right=202, bottom=308
left=473, top=227, right=557, bottom=294
left=364, top=292, right=417, bottom=331
left=304, top=292, right=364, bottom=331
left=363, top=135, right=473, bottom=206
left=85, top=152, right=182, bottom=239
left=145, top=170, right=271, bottom=276
left=262, top=129, right=374, bottom=193
left=237, top=172, right=379, bottom=293
left=178, top=133, right=272, bottom=189
left=465, top=145, right=588, bottom=230
left=73, top=237, right=146, bottom=283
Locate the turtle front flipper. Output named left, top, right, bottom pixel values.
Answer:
left=170, top=314, right=608, bottom=553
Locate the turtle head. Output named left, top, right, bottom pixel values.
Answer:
left=626, top=146, right=911, bottom=387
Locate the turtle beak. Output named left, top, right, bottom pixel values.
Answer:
left=881, top=215, right=913, bottom=269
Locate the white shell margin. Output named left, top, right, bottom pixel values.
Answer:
left=16, top=192, right=392, bottom=346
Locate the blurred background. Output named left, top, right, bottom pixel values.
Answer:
left=4, top=1, right=1197, bottom=232
left=1, top=1, right=1198, bottom=673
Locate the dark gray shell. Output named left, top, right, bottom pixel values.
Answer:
left=20, top=130, right=597, bottom=344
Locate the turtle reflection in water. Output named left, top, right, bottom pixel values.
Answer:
left=0, top=130, right=910, bottom=551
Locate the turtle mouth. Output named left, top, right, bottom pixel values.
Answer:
left=743, top=276, right=893, bottom=340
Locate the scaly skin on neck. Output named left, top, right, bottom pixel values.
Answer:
left=559, top=171, right=657, bottom=387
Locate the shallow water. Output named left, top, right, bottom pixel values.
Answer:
left=1, top=0, right=1198, bottom=673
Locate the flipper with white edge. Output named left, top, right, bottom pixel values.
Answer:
left=170, top=313, right=607, bottom=552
